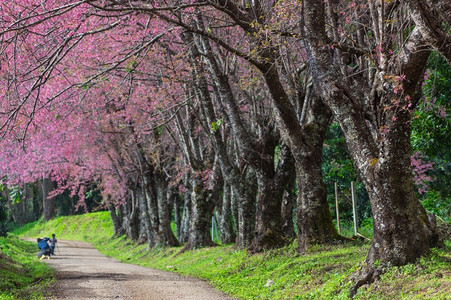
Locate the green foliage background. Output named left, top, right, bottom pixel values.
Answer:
left=412, top=54, right=451, bottom=221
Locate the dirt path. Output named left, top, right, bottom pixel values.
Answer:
left=41, top=240, right=235, bottom=300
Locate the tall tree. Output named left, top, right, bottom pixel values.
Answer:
left=300, top=0, right=441, bottom=290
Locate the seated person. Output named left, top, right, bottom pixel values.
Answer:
left=37, top=237, right=51, bottom=259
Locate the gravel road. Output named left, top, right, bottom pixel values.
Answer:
left=41, top=240, right=235, bottom=300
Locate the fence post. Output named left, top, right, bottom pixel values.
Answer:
left=351, top=181, right=358, bottom=236
left=334, top=182, right=341, bottom=235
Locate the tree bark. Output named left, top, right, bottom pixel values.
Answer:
left=249, top=174, right=284, bottom=252
left=182, top=178, right=216, bottom=251
left=42, top=176, right=55, bottom=221
left=20, top=183, right=36, bottom=223
left=142, top=171, right=161, bottom=246
left=248, top=142, right=296, bottom=253
left=193, top=27, right=294, bottom=252
left=301, top=0, right=439, bottom=291
left=31, top=183, right=42, bottom=221
left=179, top=181, right=191, bottom=243
left=136, top=185, right=156, bottom=248
left=296, top=156, right=338, bottom=252
left=351, top=111, right=439, bottom=294
left=247, top=141, right=296, bottom=253
left=235, top=168, right=257, bottom=249
left=249, top=37, right=339, bottom=251
left=425, top=0, right=451, bottom=26
left=124, top=189, right=139, bottom=241
left=6, top=186, right=27, bottom=225
left=219, top=182, right=236, bottom=244
left=174, top=193, right=183, bottom=241
left=231, top=187, right=239, bottom=238
left=408, top=0, right=451, bottom=65
left=281, top=179, right=296, bottom=240
left=108, top=203, right=124, bottom=237
left=157, top=182, right=179, bottom=247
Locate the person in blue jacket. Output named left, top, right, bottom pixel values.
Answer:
left=37, top=237, right=51, bottom=259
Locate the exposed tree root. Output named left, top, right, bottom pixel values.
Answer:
left=350, top=265, right=383, bottom=298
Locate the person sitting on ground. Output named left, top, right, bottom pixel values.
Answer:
left=37, top=237, right=51, bottom=259
left=49, top=233, right=57, bottom=255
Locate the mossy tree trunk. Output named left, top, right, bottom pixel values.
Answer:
left=301, top=0, right=439, bottom=291
left=122, top=189, right=139, bottom=241
left=108, top=202, right=124, bottom=238
left=219, top=182, right=236, bottom=244
left=182, top=178, right=216, bottom=251
left=281, top=177, right=296, bottom=240
left=157, top=184, right=179, bottom=247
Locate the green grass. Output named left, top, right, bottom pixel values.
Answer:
left=13, top=212, right=451, bottom=299
left=0, top=235, right=54, bottom=300
left=13, top=211, right=114, bottom=243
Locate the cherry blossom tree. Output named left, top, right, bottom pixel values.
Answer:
left=0, top=1, right=448, bottom=293
left=300, top=0, right=443, bottom=291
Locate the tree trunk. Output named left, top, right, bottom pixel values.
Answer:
left=296, top=156, right=339, bottom=252
left=408, top=0, right=451, bottom=65
left=250, top=142, right=297, bottom=252
left=281, top=180, right=296, bottom=240
left=219, top=182, right=236, bottom=244
left=231, top=187, right=239, bottom=234
left=249, top=173, right=286, bottom=252
left=123, top=189, right=139, bottom=241
left=235, top=169, right=257, bottom=249
left=195, top=27, right=292, bottom=253
left=301, top=0, right=438, bottom=291
left=42, top=176, right=54, bottom=221
left=138, top=217, right=148, bottom=244
left=21, top=183, right=35, bottom=223
left=236, top=190, right=255, bottom=249
left=142, top=173, right=160, bottom=246
left=6, top=186, right=28, bottom=225
left=351, top=112, right=439, bottom=293
left=31, top=183, right=42, bottom=221
left=182, top=178, right=215, bottom=251
left=136, top=186, right=156, bottom=248
left=256, top=48, right=339, bottom=251
left=174, top=193, right=183, bottom=241
left=180, top=186, right=191, bottom=243
left=108, top=203, right=123, bottom=237
left=183, top=29, right=257, bottom=249
left=156, top=181, right=179, bottom=247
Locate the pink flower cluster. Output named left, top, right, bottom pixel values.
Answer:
left=411, top=151, right=434, bottom=194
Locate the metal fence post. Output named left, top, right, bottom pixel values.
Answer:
left=351, top=181, right=358, bottom=236
left=334, top=182, right=341, bottom=235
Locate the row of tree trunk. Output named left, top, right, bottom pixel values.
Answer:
left=3, top=0, right=447, bottom=293
left=100, top=1, right=444, bottom=290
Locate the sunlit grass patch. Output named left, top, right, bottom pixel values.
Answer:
left=0, top=235, right=54, bottom=299
left=13, top=212, right=451, bottom=299
left=13, top=211, right=114, bottom=242
left=353, top=248, right=451, bottom=300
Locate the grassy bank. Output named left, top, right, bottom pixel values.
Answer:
left=0, top=235, right=54, bottom=299
left=14, top=212, right=451, bottom=299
